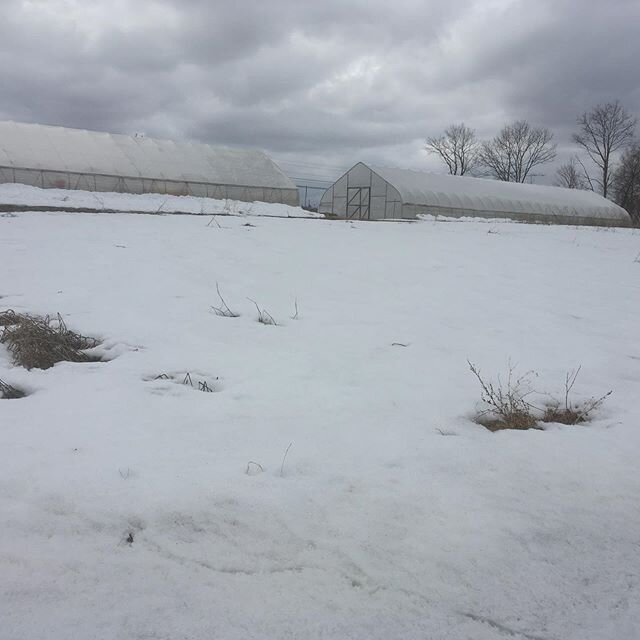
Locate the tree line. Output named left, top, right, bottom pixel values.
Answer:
left=425, top=100, right=640, bottom=223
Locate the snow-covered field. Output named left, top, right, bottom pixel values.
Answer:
left=0, top=183, right=318, bottom=218
left=1, top=204, right=640, bottom=639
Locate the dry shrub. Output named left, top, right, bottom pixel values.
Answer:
left=542, top=406, right=586, bottom=425
left=479, top=411, right=540, bottom=432
left=0, top=378, right=26, bottom=399
left=541, top=366, right=612, bottom=425
left=468, top=361, right=540, bottom=431
left=0, top=311, right=100, bottom=370
left=469, top=361, right=612, bottom=431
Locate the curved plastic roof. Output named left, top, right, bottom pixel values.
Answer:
left=369, top=165, right=629, bottom=221
left=0, top=121, right=296, bottom=190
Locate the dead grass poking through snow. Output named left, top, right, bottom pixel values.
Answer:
left=148, top=372, right=217, bottom=393
left=468, top=361, right=612, bottom=431
left=247, top=298, right=278, bottom=325
left=542, top=406, right=587, bottom=425
left=0, top=311, right=100, bottom=370
left=211, top=283, right=240, bottom=318
left=541, top=366, right=612, bottom=425
left=0, top=378, right=26, bottom=399
left=477, top=410, right=541, bottom=432
left=468, top=360, right=541, bottom=431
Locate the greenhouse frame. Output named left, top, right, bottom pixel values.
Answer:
left=0, top=121, right=299, bottom=206
left=319, top=162, right=631, bottom=226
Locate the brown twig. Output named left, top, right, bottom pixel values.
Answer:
left=247, top=298, right=278, bottom=325
left=280, top=442, right=293, bottom=477
left=245, top=461, right=264, bottom=475
left=211, top=283, right=239, bottom=317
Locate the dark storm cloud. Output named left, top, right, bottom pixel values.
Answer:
left=460, top=0, right=640, bottom=138
left=1, top=0, right=639, bottom=178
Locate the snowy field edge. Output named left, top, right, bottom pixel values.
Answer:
left=1, top=206, right=639, bottom=639
left=0, top=183, right=321, bottom=218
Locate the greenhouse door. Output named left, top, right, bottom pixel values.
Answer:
left=346, top=187, right=371, bottom=220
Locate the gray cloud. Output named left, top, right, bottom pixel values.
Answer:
left=1, top=0, right=639, bottom=183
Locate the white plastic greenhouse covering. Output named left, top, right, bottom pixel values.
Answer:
left=318, top=162, right=631, bottom=226
left=0, top=121, right=299, bottom=205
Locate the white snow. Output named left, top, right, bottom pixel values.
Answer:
left=0, top=183, right=319, bottom=218
left=1, top=202, right=640, bottom=639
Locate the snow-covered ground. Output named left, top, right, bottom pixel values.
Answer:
left=0, top=183, right=319, bottom=218
left=1, top=204, right=640, bottom=639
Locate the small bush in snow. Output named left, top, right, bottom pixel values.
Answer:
left=468, top=360, right=540, bottom=431
left=469, top=361, right=612, bottom=431
left=541, top=366, right=612, bottom=425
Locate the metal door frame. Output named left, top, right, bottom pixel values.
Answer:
left=346, top=186, right=371, bottom=220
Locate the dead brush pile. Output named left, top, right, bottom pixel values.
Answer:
left=0, top=311, right=100, bottom=370
left=0, top=309, right=22, bottom=327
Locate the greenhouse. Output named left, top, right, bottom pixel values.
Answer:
left=0, top=121, right=299, bottom=205
left=319, top=162, right=630, bottom=226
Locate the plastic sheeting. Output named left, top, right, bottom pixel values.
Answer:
left=370, top=165, right=630, bottom=222
left=0, top=121, right=299, bottom=205
left=319, top=162, right=630, bottom=224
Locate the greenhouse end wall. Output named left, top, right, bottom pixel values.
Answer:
left=318, top=163, right=405, bottom=220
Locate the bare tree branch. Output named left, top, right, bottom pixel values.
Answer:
left=575, top=155, right=597, bottom=192
left=425, top=123, right=481, bottom=175
left=612, top=143, right=640, bottom=224
left=554, top=157, right=587, bottom=190
left=479, top=120, right=557, bottom=183
left=573, top=100, right=636, bottom=198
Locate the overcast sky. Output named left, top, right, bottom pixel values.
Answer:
left=1, top=0, right=639, bottom=184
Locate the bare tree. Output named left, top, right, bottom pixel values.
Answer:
left=612, top=144, right=640, bottom=224
left=425, top=123, right=480, bottom=175
left=554, top=157, right=587, bottom=189
left=573, top=101, right=636, bottom=198
left=479, top=120, right=557, bottom=183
